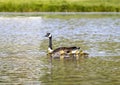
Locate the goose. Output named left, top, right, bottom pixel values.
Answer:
left=45, top=33, right=87, bottom=59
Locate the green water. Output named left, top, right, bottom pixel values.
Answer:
left=41, top=56, right=120, bottom=85
left=0, top=13, right=120, bottom=85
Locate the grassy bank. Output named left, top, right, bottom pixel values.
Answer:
left=0, top=0, right=120, bottom=12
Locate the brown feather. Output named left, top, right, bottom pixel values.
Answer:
left=52, top=46, right=80, bottom=54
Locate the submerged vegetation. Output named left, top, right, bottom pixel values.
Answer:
left=0, top=0, right=120, bottom=12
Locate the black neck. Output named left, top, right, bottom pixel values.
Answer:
left=49, top=36, right=52, bottom=49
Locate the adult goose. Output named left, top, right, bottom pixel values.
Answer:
left=45, top=33, right=88, bottom=59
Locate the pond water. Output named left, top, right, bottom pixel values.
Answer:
left=0, top=12, right=120, bottom=85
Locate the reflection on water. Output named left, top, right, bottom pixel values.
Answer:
left=0, top=13, right=120, bottom=85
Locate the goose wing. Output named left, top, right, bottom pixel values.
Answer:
left=52, top=46, right=80, bottom=54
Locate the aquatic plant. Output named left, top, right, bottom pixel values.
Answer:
left=0, top=0, right=120, bottom=12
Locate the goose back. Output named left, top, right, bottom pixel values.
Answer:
left=50, top=46, right=80, bottom=58
left=52, top=46, right=80, bottom=54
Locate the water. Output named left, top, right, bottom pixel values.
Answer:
left=0, top=13, right=120, bottom=85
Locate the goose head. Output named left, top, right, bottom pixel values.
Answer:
left=45, top=33, right=52, bottom=38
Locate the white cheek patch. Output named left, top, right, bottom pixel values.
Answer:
left=48, top=34, right=52, bottom=37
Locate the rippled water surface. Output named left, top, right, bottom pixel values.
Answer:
left=0, top=13, right=120, bottom=85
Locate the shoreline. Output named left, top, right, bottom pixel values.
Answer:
left=0, top=12, right=120, bottom=15
left=1, top=12, right=120, bottom=18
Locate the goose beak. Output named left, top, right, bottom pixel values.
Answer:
left=45, top=34, right=48, bottom=37
left=45, top=34, right=47, bottom=37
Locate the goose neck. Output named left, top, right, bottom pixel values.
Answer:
left=49, top=37, right=52, bottom=49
